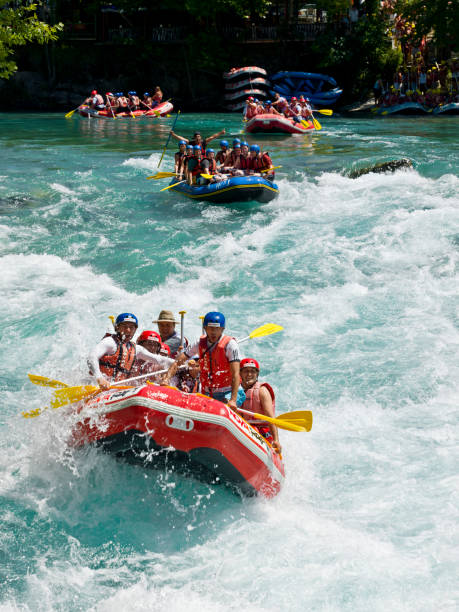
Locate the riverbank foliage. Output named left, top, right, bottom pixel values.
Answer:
left=0, top=0, right=62, bottom=79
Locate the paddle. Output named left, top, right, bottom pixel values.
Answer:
left=317, top=109, right=333, bottom=116
left=311, top=114, right=322, bottom=130
left=146, top=171, right=178, bottom=180
left=237, top=323, right=283, bottom=344
left=237, top=407, right=307, bottom=432
left=261, top=166, right=282, bottom=172
left=160, top=180, right=186, bottom=192
left=22, top=384, right=133, bottom=418
left=179, top=310, right=186, bottom=347
left=65, top=105, right=82, bottom=119
left=28, top=374, right=69, bottom=389
left=158, top=110, right=181, bottom=169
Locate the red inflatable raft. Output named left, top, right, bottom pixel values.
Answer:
left=71, top=384, right=285, bottom=498
left=78, top=100, right=173, bottom=119
left=245, top=113, right=314, bottom=134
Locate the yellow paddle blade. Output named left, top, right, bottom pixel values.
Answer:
left=239, top=408, right=306, bottom=432
left=317, top=109, right=333, bottom=116
left=261, top=165, right=282, bottom=172
left=200, top=173, right=213, bottom=179
left=65, top=109, right=76, bottom=119
left=277, top=410, right=313, bottom=432
left=382, top=111, right=388, bottom=116
left=146, top=172, right=177, bottom=180
left=22, top=385, right=98, bottom=419
left=28, top=374, right=69, bottom=389
left=312, top=116, right=322, bottom=130
left=160, top=180, right=185, bottom=192
left=249, top=323, right=283, bottom=339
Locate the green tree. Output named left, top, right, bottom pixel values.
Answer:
left=393, top=0, right=459, bottom=53
left=0, top=0, right=62, bottom=79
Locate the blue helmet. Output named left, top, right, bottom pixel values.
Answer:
left=144, top=92, right=150, bottom=97
left=179, top=140, right=187, bottom=146
left=115, top=312, right=138, bottom=327
left=186, top=144, right=194, bottom=150
left=116, top=92, right=123, bottom=97
left=233, top=138, right=241, bottom=145
left=128, top=91, right=136, bottom=95
left=250, top=144, right=260, bottom=153
left=265, top=100, right=272, bottom=105
left=203, top=311, right=225, bottom=328
left=220, top=140, right=229, bottom=147
left=193, top=144, right=202, bottom=151
left=207, top=148, right=215, bottom=154
left=241, top=141, right=248, bottom=147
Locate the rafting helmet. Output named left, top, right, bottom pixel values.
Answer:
left=207, top=148, right=215, bottom=154
left=265, top=100, right=272, bottom=105
left=233, top=138, right=241, bottom=145
left=240, top=358, right=260, bottom=370
left=179, top=140, right=187, bottom=146
left=137, top=330, right=161, bottom=344
left=250, top=144, right=260, bottom=153
left=203, top=311, right=225, bottom=328
left=193, top=145, right=202, bottom=151
left=144, top=92, right=150, bottom=97
left=115, top=313, right=138, bottom=328
left=220, top=140, right=229, bottom=147
left=248, top=96, right=254, bottom=101
left=160, top=343, right=171, bottom=356
left=91, top=90, right=97, bottom=95
left=241, top=141, right=249, bottom=147
left=291, top=96, right=297, bottom=101
left=106, top=92, right=113, bottom=96
left=128, top=91, right=136, bottom=95
left=186, top=144, right=194, bottom=150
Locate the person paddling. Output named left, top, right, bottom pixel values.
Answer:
left=164, top=311, right=243, bottom=410
left=84, top=90, right=105, bottom=111
left=248, top=144, right=274, bottom=179
left=88, top=313, right=172, bottom=390
left=238, top=358, right=281, bottom=454
left=174, top=141, right=187, bottom=178
left=130, top=330, right=172, bottom=380
left=170, top=129, right=226, bottom=154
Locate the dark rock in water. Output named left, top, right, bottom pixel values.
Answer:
left=348, top=158, right=413, bottom=179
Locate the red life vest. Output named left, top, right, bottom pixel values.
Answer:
left=191, top=156, right=204, bottom=176
left=229, top=151, right=241, bottom=166
left=198, top=335, right=233, bottom=393
left=205, top=158, right=217, bottom=173
left=241, top=381, right=275, bottom=436
left=99, top=334, right=136, bottom=382
left=249, top=153, right=272, bottom=172
left=216, top=150, right=228, bottom=165
left=239, top=154, right=250, bottom=170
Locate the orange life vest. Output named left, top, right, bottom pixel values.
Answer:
left=241, top=381, right=275, bottom=436
left=99, top=334, right=136, bottom=382
left=239, top=154, right=250, bottom=170
left=249, top=153, right=272, bottom=172
left=205, top=158, right=217, bottom=173
left=198, top=335, right=233, bottom=393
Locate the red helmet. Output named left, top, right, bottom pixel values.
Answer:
left=137, top=330, right=161, bottom=344
left=106, top=92, right=113, bottom=96
left=248, top=96, right=254, bottom=101
left=160, top=343, right=171, bottom=356
left=91, top=90, right=97, bottom=95
left=291, top=97, right=297, bottom=102
left=240, top=358, right=260, bottom=370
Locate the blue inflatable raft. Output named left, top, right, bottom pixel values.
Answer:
left=269, top=71, right=342, bottom=106
left=167, top=176, right=279, bottom=204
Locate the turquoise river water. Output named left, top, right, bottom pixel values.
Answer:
left=1, top=111, right=458, bottom=611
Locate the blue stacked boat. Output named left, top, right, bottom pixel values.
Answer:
left=269, top=71, right=342, bottom=106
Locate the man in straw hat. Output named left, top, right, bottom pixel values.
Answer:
left=152, top=310, right=188, bottom=358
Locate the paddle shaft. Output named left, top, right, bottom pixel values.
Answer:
left=179, top=311, right=186, bottom=347
left=160, top=179, right=186, bottom=191
left=158, top=110, right=180, bottom=168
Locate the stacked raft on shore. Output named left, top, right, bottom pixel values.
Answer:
left=223, top=66, right=269, bottom=111
left=167, top=175, right=278, bottom=204
left=269, top=71, right=342, bottom=107
left=71, top=384, right=285, bottom=498
left=78, top=100, right=173, bottom=118
left=373, top=101, right=459, bottom=115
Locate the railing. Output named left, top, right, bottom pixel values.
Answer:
left=152, top=27, right=186, bottom=42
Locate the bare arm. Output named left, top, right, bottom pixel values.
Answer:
left=205, top=128, right=226, bottom=144
left=170, top=131, right=189, bottom=143
left=227, top=361, right=240, bottom=410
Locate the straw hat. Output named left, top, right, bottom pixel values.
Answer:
left=152, top=309, right=179, bottom=324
